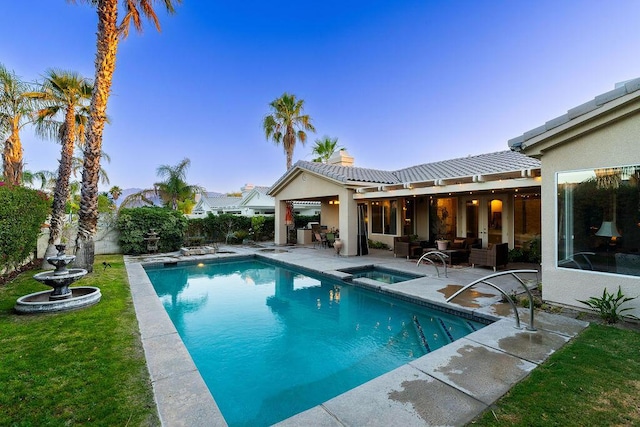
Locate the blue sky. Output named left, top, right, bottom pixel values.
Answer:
left=2, top=1, right=640, bottom=193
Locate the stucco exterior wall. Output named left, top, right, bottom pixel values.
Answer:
left=320, top=204, right=339, bottom=231
left=536, top=109, right=640, bottom=316
left=38, top=221, right=122, bottom=258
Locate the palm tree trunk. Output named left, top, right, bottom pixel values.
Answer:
left=75, top=0, right=119, bottom=273
left=3, top=123, right=23, bottom=186
left=50, top=108, right=76, bottom=245
left=284, top=127, right=295, bottom=170
left=43, top=109, right=77, bottom=268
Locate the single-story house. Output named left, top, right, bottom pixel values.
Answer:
left=191, top=184, right=320, bottom=218
left=509, top=78, right=640, bottom=316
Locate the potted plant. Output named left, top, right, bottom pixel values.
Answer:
left=435, top=207, right=450, bottom=250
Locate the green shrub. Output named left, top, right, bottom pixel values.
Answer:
left=508, top=237, right=542, bottom=263
left=234, top=230, right=249, bottom=243
left=368, top=240, right=390, bottom=250
left=117, top=207, right=188, bottom=254
left=186, top=213, right=314, bottom=245
left=508, top=247, right=525, bottom=262
left=261, top=216, right=275, bottom=240
left=201, top=214, right=251, bottom=243
left=526, top=236, right=541, bottom=263
left=578, top=286, right=638, bottom=324
left=193, top=214, right=277, bottom=244
left=250, top=216, right=266, bottom=241
left=0, top=184, right=51, bottom=273
left=185, top=218, right=206, bottom=245
left=293, top=214, right=320, bottom=230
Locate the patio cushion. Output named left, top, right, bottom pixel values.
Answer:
left=451, top=239, right=466, bottom=249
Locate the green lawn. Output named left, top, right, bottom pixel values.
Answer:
left=0, top=255, right=159, bottom=426
left=471, top=323, right=640, bottom=426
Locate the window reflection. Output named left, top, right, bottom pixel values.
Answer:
left=557, top=165, right=640, bottom=276
left=371, top=200, right=397, bottom=235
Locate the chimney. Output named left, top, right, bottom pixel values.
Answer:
left=328, top=149, right=354, bottom=167
left=241, top=183, right=255, bottom=194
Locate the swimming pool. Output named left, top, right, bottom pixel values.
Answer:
left=144, top=258, right=487, bottom=426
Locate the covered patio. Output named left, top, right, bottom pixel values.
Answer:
left=268, top=151, right=541, bottom=259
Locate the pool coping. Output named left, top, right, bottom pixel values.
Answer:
left=125, top=250, right=589, bottom=426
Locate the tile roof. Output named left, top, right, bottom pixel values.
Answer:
left=294, top=160, right=399, bottom=184
left=270, top=151, right=539, bottom=193
left=509, top=77, right=640, bottom=149
left=203, top=196, right=242, bottom=208
left=393, top=151, right=540, bottom=182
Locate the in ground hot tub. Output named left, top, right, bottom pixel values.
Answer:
left=339, top=266, right=422, bottom=284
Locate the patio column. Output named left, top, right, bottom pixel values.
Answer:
left=339, top=191, right=358, bottom=256
left=274, top=200, right=287, bottom=245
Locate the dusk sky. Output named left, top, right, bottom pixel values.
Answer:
left=2, top=1, right=640, bottom=193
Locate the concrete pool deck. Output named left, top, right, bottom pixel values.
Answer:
left=124, top=244, right=588, bottom=426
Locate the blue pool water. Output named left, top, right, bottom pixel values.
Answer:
left=145, top=259, right=486, bottom=426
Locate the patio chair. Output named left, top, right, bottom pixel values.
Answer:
left=325, top=233, right=336, bottom=247
left=470, top=242, right=509, bottom=271
left=314, top=232, right=328, bottom=249
left=394, top=236, right=422, bottom=259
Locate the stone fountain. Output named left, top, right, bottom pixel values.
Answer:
left=15, top=244, right=101, bottom=314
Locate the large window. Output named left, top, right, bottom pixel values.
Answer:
left=557, top=165, right=640, bottom=276
left=371, top=200, right=397, bottom=235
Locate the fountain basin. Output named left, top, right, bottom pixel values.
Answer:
left=32, top=268, right=88, bottom=299
left=15, top=286, right=101, bottom=314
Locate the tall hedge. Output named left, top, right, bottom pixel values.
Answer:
left=0, top=184, right=51, bottom=273
left=117, top=207, right=188, bottom=255
left=185, top=213, right=319, bottom=244
left=189, top=214, right=277, bottom=243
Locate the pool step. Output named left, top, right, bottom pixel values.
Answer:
left=437, top=318, right=455, bottom=343
left=412, top=315, right=431, bottom=353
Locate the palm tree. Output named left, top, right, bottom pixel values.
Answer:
left=154, top=158, right=204, bottom=210
left=263, top=93, right=315, bottom=170
left=109, top=185, right=122, bottom=201
left=22, top=169, right=56, bottom=189
left=71, top=146, right=111, bottom=185
left=0, top=63, right=38, bottom=185
left=121, top=158, right=204, bottom=213
left=30, top=69, right=93, bottom=259
left=311, top=136, right=345, bottom=163
left=72, top=0, right=181, bottom=272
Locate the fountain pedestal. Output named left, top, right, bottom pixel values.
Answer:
left=33, top=244, right=87, bottom=300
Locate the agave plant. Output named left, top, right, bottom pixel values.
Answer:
left=578, top=286, right=638, bottom=324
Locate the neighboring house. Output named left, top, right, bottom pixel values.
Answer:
left=190, top=184, right=319, bottom=218
left=268, top=149, right=541, bottom=257
left=191, top=194, right=243, bottom=217
left=509, top=78, right=640, bottom=316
